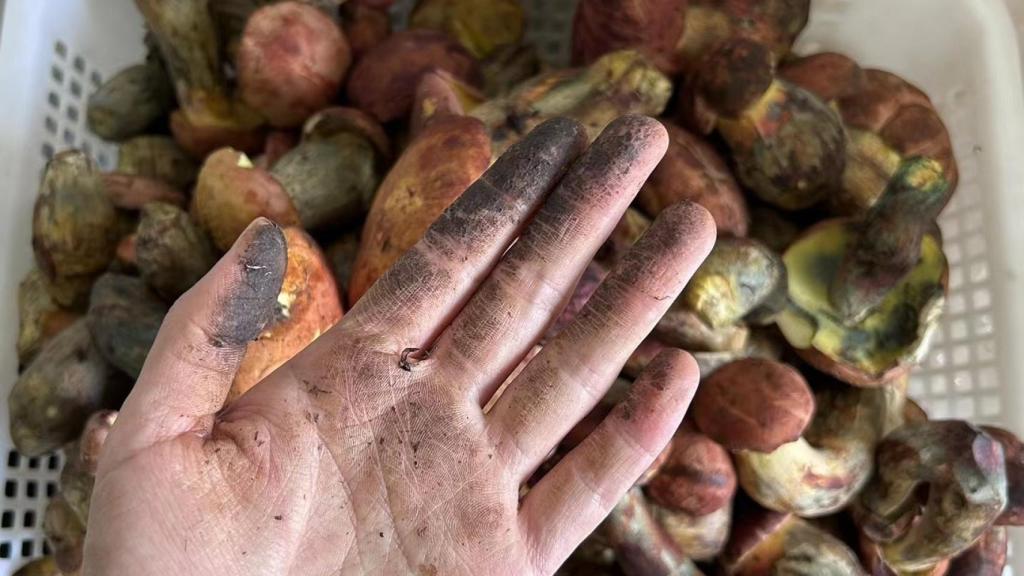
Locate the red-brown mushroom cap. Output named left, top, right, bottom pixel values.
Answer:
left=692, top=358, right=815, bottom=452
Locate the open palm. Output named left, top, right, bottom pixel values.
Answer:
left=83, top=116, right=715, bottom=576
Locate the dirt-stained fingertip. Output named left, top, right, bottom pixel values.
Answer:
left=483, top=117, right=589, bottom=197
left=216, top=218, right=288, bottom=347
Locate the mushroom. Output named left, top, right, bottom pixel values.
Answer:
left=13, top=557, right=61, bottom=576
left=135, top=0, right=264, bottom=158
left=32, top=151, right=123, bottom=308
left=115, top=135, right=197, bottom=191
left=471, top=50, right=673, bottom=157
left=781, top=54, right=957, bottom=216
left=637, top=121, right=750, bottom=237
left=776, top=159, right=950, bottom=386
left=348, top=73, right=492, bottom=304
left=480, top=43, right=541, bottom=98
left=980, top=426, right=1024, bottom=526
left=346, top=29, right=481, bottom=122
left=855, top=420, right=1007, bottom=573
left=683, top=38, right=846, bottom=211
left=410, top=0, right=525, bottom=60
left=678, top=0, right=810, bottom=73
left=721, top=506, right=865, bottom=575
left=86, top=52, right=174, bottom=141
left=341, top=2, right=391, bottom=60
left=194, top=107, right=386, bottom=250
left=680, top=237, right=785, bottom=329
left=86, top=273, right=169, bottom=379
left=325, top=232, right=361, bottom=308
left=16, top=268, right=79, bottom=366
left=135, top=202, right=217, bottom=300
left=696, top=361, right=887, bottom=517
left=571, top=0, right=687, bottom=74
left=229, top=227, right=343, bottom=401
left=237, top=2, right=352, bottom=128
left=9, top=320, right=124, bottom=457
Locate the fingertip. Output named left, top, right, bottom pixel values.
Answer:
left=640, top=348, right=700, bottom=405
left=603, top=114, right=670, bottom=162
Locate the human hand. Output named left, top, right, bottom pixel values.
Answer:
left=83, top=116, right=716, bottom=576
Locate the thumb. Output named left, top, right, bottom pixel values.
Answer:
left=105, top=218, right=286, bottom=461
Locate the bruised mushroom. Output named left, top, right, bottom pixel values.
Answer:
left=638, top=121, right=749, bottom=237
left=87, top=273, right=169, bottom=379
left=17, top=269, right=79, bottom=366
left=410, top=0, right=525, bottom=60
left=747, top=203, right=801, bottom=253
left=571, top=0, right=687, bottom=74
left=86, top=54, right=174, bottom=141
left=9, top=320, right=123, bottom=457
left=349, top=75, right=491, bottom=303
left=135, top=0, right=264, bottom=158
left=722, top=506, right=864, bottom=575
left=776, top=159, right=949, bottom=387
left=471, top=50, right=673, bottom=157
left=194, top=107, right=385, bottom=250
left=678, top=0, right=810, bottom=73
left=237, top=2, right=352, bottom=128
left=680, top=237, right=785, bottom=329
left=346, top=29, right=480, bottom=122
left=830, top=158, right=951, bottom=323
left=856, top=420, right=1007, bottom=573
left=684, top=38, right=846, bottom=211
left=136, top=203, right=217, bottom=300
left=229, top=227, right=343, bottom=400
left=782, top=55, right=957, bottom=215
left=32, top=151, right=122, bottom=308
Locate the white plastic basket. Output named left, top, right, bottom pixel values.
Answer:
left=1, top=0, right=1023, bottom=573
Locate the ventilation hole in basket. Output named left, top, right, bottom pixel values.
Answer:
left=47, top=455, right=59, bottom=471
left=950, top=319, right=968, bottom=341
left=0, top=512, right=11, bottom=529
left=4, top=481, right=15, bottom=499
left=930, top=375, right=947, bottom=395
left=20, top=540, right=33, bottom=558
left=41, top=143, right=55, bottom=161
left=981, top=395, right=1001, bottom=417
left=0, top=542, right=10, bottom=559
left=42, top=541, right=51, bottom=556
left=51, top=66, right=64, bottom=85
left=974, top=313, right=994, bottom=336
left=73, top=56, right=86, bottom=74
left=6, top=451, right=19, bottom=469
left=63, top=129, right=75, bottom=146
left=91, top=71, right=102, bottom=87
left=45, top=483, right=57, bottom=499
left=70, top=79, right=82, bottom=98
left=44, top=116, right=57, bottom=135
left=47, top=92, right=60, bottom=110
left=22, top=511, right=35, bottom=530
left=66, top=105, right=79, bottom=123
left=55, top=41, right=67, bottom=59
left=977, top=340, right=996, bottom=363
left=25, top=482, right=37, bottom=499
left=27, top=457, right=39, bottom=471
left=980, top=366, right=999, bottom=390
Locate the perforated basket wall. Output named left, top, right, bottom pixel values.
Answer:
left=1, top=0, right=1023, bottom=574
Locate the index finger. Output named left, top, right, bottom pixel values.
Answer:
left=345, top=117, right=588, bottom=348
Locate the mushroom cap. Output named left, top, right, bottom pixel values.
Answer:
left=646, top=427, right=737, bottom=515
left=857, top=420, right=1008, bottom=573
left=571, top=0, right=687, bottom=74
left=681, top=237, right=785, bottom=328
left=237, top=2, right=351, bottom=128
left=692, top=358, right=814, bottom=452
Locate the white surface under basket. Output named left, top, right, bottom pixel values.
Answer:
left=1, top=0, right=1023, bottom=574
